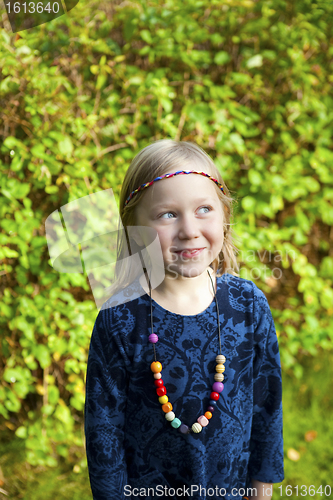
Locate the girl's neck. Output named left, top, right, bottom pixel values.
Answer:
left=140, top=267, right=216, bottom=315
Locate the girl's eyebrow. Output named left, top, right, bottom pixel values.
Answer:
left=151, top=198, right=214, bottom=209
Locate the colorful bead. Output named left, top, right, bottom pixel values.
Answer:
left=151, top=361, right=162, bottom=373
left=192, top=423, right=202, bottom=433
left=171, top=418, right=181, bottom=428
left=156, top=387, right=167, bottom=397
left=162, top=402, right=173, bottom=413
left=150, top=344, right=225, bottom=433
left=212, top=382, right=224, bottom=393
left=149, top=333, right=158, bottom=343
left=216, top=355, right=226, bottom=364
left=197, top=415, right=209, bottom=427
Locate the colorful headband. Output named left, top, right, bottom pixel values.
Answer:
left=124, top=170, right=225, bottom=207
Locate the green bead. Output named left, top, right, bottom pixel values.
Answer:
left=171, top=418, right=181, bottom=428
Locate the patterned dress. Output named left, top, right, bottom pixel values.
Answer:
left=84, top=273, right=284, bottom=500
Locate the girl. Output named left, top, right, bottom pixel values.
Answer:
left=84, top=140, right=284, bottom=500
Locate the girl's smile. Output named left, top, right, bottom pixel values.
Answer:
left=174, top=247, right=205, bottom=259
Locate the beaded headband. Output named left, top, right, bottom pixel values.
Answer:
left=124, top=170, right=225, bottom=207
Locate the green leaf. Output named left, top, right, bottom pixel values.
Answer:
left=214, top=51, right=231, bottom=65
left=58, top=137, right=74, bottom=156
left=33, top=345, right=51, bottom=369
left=248, top=170, right=262, bottom=186
left=241, top=196, right=256, bottom=212
left=246, top=55, right=263, bottom=68
left=48, top=386, right=60, bottom=405
left=187, top=103, right=213, bottom=122
left=140, top=29, right=153, bottom=44
left=3, top=247, right=19, bottom=258
left=16, top=426, right=28, bottom=439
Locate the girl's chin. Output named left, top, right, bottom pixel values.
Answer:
left=165, top=265, right=209, bottom=279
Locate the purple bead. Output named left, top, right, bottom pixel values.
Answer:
left=179, top=424, right=190, bottom=434
left=212, top=382, right=224, bottom=393
left=207, top=406, right=215, bottom=413
left=149, top=333, right=158, bottom=343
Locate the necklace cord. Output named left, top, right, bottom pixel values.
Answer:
left=207, top=270, right=222, bottom=355
left=147, top=272, right=157, bottom=362
left=147, top=269, right=221, bottom=356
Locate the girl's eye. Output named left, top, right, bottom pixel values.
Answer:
left=160, top=212, right=176, bottom=219
left=198, top=206, right=212, bottom=214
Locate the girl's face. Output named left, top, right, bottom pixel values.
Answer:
left=134, top=167, right=225, bottom=280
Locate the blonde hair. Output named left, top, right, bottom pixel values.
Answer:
left=112, top=139, right=240, bottom=295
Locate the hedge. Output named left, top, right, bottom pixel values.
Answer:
left=0, top=0, right=333, bottom=466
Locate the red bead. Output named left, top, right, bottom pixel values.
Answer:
left=156, top=386, right=167, bottom=397
left=210, top=391, right=219, bottom=401
left=154, top=379, right=164, bottom=387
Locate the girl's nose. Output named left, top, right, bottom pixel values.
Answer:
left=178, top=215, right=200, bottom=240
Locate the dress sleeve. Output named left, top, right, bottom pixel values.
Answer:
left=84, top=308, right=129, bottom=499
left=247, top=285, right=284, bottom=484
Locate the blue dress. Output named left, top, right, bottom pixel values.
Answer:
left=84, top=273, right=284, bottom=500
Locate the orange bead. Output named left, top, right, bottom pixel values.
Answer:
left=205, top=411, right=212, bottom=419
left=151, top=361, right=162, bottom=373
left=162, top=402, right=173, bottom=413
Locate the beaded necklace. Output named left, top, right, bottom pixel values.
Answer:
left=147, top=269, right=226, bottom=435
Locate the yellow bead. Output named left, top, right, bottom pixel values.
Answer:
left=214, top=373, right=224, bottom=382
left=151, top=361, right=162, bottom=373
left=216, top=364, right=225, bottom=373
left=192, top=423, right=202, bottom=433
left=159, top=395, right=168, bottom=404
left=216, top=355, right=226, bottom=364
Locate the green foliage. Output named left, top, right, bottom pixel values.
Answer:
left=0, top=0, right=333, bottom=466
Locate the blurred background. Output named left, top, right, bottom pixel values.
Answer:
left=0, top=0, right=332, bottom=498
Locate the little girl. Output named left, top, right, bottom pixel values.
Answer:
left=84, top=140, right=284, bottom=500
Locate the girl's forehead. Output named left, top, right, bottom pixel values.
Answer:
left=146, top=169, right=220, bottom=202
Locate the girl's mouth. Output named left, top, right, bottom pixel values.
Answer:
left=175, top=248, right=204, bottom=259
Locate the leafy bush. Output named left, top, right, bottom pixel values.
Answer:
left=0, top=0, right=332, bottom=466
